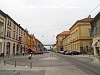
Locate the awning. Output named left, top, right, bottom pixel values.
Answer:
left=29, top=48, right=36, bottom=52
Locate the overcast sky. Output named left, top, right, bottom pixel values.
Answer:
left=0, top=0, right=100, bottom=47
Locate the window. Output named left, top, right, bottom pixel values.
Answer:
left=14, top=25, right=16, bottom=30
left=98, top=25, right=100, bottom=33
left=19, top=28, right=20, bottom=33
left=60, top=42, right=62, bottom=45
left=93, top=26, right=97, bottom=35
left=7, top=20, right=9, bottom=25
left=17, top=27, right=18, bottom=31
left=0, top=25, right=2, bottom=34
left=16, top=34, right=18, bottom=40
left=10, top=22, right=11, bottom=26
left=7, top=19, right=12, bottom=27
left=89, top=30, right=93, bottom=37
left=24, top=32, right=25, bottom=36
left=7, top=29, right=11, bottom=38
left=21, top=30, right=22, bottom=34
left=76, top=30, right=78, bottom=38
left=14, top=33, right=15, bottom=39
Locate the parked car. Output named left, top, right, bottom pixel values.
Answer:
left=68, top=51, right=80, bottom=55
left=63, top=51, right=67, bottom=55
left=65, top=51, right=71, bottom=55
left=59, top=51, right=64, bottom=54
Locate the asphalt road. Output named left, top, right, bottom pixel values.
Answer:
left=1, top=51, right=100, bottom=75
left=56, top=53, right=100, bottom=75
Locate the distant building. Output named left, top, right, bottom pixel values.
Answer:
left=56, top=31, right=70, bottom=51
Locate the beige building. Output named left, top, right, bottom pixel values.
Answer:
left=63, top=16, right=93, bottom=53
left=90, top=12, right=100, bottom=56
left=4, top=15, right=26, bottom=56
left=0, top=10, right=26, bottom=56
left=56, top=31, right=69, bottom=51
left=63, top=34, right=70, bottom=51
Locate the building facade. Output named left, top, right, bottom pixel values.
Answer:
left=4, top=15, right=26, bottom=56
left=56, top=31, right=69, bottom=51
left=64, top=16, right=93, bottom=53
left=0, top=10, right=26, bottom=56
left=25, top=30, right=37, bottom=53
left=0, top=10, right=6, bottom=56
left=90, top=12, right=100, bottom=56
left=63, top=34, right=70, bottom=51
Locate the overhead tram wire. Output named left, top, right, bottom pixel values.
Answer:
left=25, top=24, right=72, bottom=28
left=86, top=4, right=100, bottom=17
left=92, top=9, right=100, bottom=17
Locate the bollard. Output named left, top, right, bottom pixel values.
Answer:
left=3, top=60, right=6, bottom=65
left=8, top=55, right=9, bottom=58
left=19, top=55, right=20, bottom=58
left=83, top=53, right=84, bottom=57
left=15, top=61, right=16, bottom=67
left=3, top=56, right=4, bottom=59
left=94, top=55, right=95, bottom=58
left=30, top=62, right=32, bottom=69
left=13, top=54, right=14, bottom=58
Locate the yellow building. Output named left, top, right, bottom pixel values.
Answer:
left=0, top=10, right=6, bottom=56
left=25, top=30, right=37, bottom=53
left=56, top=31, right=69, bottom=51
left=68, top=16, right=93, bottom=53
left=63, top=34, right=70, bottom=51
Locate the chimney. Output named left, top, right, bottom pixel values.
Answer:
left=88, top=15, right=91, bottom=18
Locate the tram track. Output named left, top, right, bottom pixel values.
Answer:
left=56, top=53, right=100, bottom=75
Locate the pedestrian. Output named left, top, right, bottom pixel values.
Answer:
left=28, top=54, right=32, bottom=59
left=22, top=51, right=25, bottom=56
left=30, top=52, right=32, bottom=57
left=16, top=51, right=19, bottom=55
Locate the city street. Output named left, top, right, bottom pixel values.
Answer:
left=0, top=52, right=100, bottom=75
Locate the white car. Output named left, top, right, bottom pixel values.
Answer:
left=59, top=51, right=64, bottom=54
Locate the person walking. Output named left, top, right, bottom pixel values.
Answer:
left=30, top=52, right=32, bottom=57
left=22, top=51, right=25, bottom=56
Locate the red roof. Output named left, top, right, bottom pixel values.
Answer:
left=29, top=48, right=36, bottom=52
left=58, top=31, right=70, bottom=36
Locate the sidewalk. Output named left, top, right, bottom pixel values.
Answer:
left=0, top=53, right=90, bottom=75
